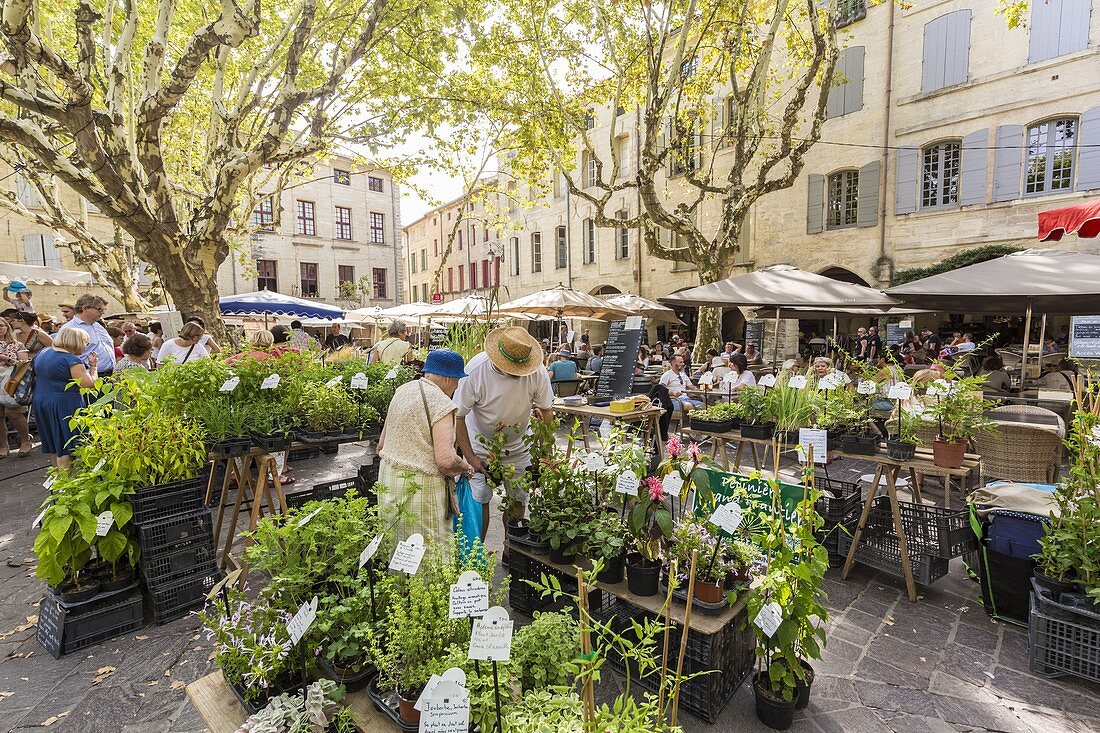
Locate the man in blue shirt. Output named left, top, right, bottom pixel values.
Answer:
left=61, top=294, right=116, bottom=375
left=587, top=344, right=605, bottom=375
left=547, top=349, right=577, bottom=382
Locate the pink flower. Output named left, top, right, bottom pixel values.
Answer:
left=644, top=476, right=665, bottom=502
left=687, top=442, right=701, bottom=463
left=666, top=435, right=683, bottom=457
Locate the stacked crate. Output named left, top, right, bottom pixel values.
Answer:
left=131, top=474, right=222, bottom=623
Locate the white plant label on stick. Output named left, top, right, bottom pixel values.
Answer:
left=359, top=535, right=383, bottom=569
left=856, top=380, right=878, bottom=395
left=598, top=419, right=613, bottom=438
left=326, top=376, right=343, bottom=387
left=92, top=458, right=107, bottom=473
left=419, top=680, right=470, bottom=732
left=698, top=372, right=714, bottom=386
left=468, top=606, right=513, bottom=661
left=415, top=668, right=467, bottom=713
left=615, top=472, right=640, bottom=496
left=385, top=367, right=399, bottom=380
left=296, top=507, right=322, bottom=528
left=32, top=509, right=46, bottom=529
left=788, top=375, right=808, bottom=390
left=42, top=475, right=55, bottom=490
left=662, top=472, right=684, bottom=497
left=583, top=452, right=606, bottom=472
left=709, top=502, right=744, bottom=535
left=887, top=383, right=912, bottom=400
left=95, top=510, right=114, bottom=537
left=722, top=371, right=737, bottom=385
left=350, top=372, right=369, bottom=390
left=755, top=601, right=783, bottom=638
left=219, top=376, right=240, bottom=392
left=286, top=596, right=319, bottom=645
left=206, top=568, right=243, bottom=600
left=758, top=373, right=777, bottom=388
left=260, top=374, right=281, bottom=390
left=388, top=533, right=426, bottom=575
left=449, top=570, right=490, bottom=619
left=819, top=372, right=846, bottom=391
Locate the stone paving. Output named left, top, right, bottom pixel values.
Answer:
left=0, top=444, right=1096, bottom=733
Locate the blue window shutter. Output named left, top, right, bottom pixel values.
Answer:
left=857, top=161, right=880, bottom=228
left=894, top=147, right=918, bottom=215
left=1077, top=106, right=1100, bottom=192
left=993, top=125, right=1024, bottom=202
left=843, top=47, right=865, bottom=115
left=943, top=10, right=971, bottom=88
left=922, top=15, right=948, bottom=92
left=806, top=174, right=824, bottom=234
left=959, top=129, right=989, bottom=206
left=1059, top=0, right=1091, bottom=58
left=1031, top=0, right=1090, bottom=62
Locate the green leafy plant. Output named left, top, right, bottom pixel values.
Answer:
left=237, top=679, right=356, bottom=733
left=527, top=459, right=597, bottom=553
left=736, top=386, right=770, bottom=424
left=510, top=611, right=579, bottom=691
left=767, top=383, right=817, bottom=433
left=920, top=372, right=997, bottom=443
left=691, top=402, right=741, bottom=422
left=583, top=512, right=629, bottom=561
left=666, top=517, right=728, bottom=584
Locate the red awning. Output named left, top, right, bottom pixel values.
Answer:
left=1037, top=199, right=1100, bottom=241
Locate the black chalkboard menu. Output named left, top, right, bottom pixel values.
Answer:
left=885, top=322, right=906, bottom=346
left=36, top=596, right=65, bottom=658
left=592, top=319, right=644, bottom=405
left=744, top=321, right=765, bottom=351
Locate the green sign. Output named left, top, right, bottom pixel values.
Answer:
left=695, top=468, right=809, bottom=532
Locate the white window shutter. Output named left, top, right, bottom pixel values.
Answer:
left=1076, top=106, right=1100, bottom=192
left=993, top=125, right=1025, bottom=202
left=894, top=147, right=919, bottom=215
left=43, top=234, right=61, bottom=267
left=806, top=174, right=825, bottom=234
left=857, top=161, right=880, bottom=228
left=959, top=129, right=989, bottom=205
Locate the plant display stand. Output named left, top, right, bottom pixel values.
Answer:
left=682, top=427, right=771, bottom=472
left=508, top=541, right=755, bottom=723
left=551, top=399, right=665, bottom=459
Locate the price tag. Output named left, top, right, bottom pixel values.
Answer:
left=856, top=380, right=877, bottom=395
left=350, top=372, right=369, bottom=390
left=797, top=428, right=828, bottom=465
left=615, top=472, right=639, bottom=496
left=389, top=533, right=426, bottom=575
left=326, top=376, right=343, bottom=387
left=709, top=502, right=743, bottom=534
left=206, top=568, right=244, bottom=601
left=787, top=375, right=808, bottom=390
left=42, top=475, right=55, bottom=490
left=583, top=452, right=606, bottom=472
left=662, top=472, right=684, bottom=497
left=92, top=458, right=107, bottom=473
left=758, top=373, right=777, bottom=388
left=415, top=668, right=467, bottom=713
left=286, top=596, right=319, bottom=645
left=32, top=508, right=46, bottom=529
left=219, top=376, right=240, bottom=392
left=359, top=535, right=383, bottom=568
left=95, top=510, right=114, bottom=537
left=468, top=606, right=513, bottom=661
left=598, top=419, right=612, bottom=438
left=260, top=374, right=281, bottom=390
left=698, top=372, right=714, bottom=386
left=296, top=507, right=322, bottom=527
left=420, top=680, right=470, bottom=731
left=754, top=601, right=783, bottom=638
left=887, top=383, right=912, bottom=400
left=449, top=570, right=490, bottom=619
left=385, top=367, right=398, bottom=380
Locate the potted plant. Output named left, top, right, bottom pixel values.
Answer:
left=236, top=679, right=359, bottom=733
left=313, top=582, right=389, bottom=691
left=625, top=476, right=673, bottom=596
left=509, top=611, right=579, bottom=692
left=688, top=402, right=741, bottom=433
left=667, top=517, right=729, bottom=604
left=725, top=539, right=761, bottom=585
left=583, top=513, right=629, bottom=584
left=525, top=460, right=594, bottom=565
left=885, top=409, right=922, bottom=461
left=737, top=386, right=774, bottom=439
left=188, top=398, right=253, bottom=458
left=767, top=383, right=816, bottom=443
left=921, top=373, right=995, bottom=468
left=35, top=485, right=100, bottom=602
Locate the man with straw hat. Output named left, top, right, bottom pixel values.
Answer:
left=455, top=326, right=554, bottom=544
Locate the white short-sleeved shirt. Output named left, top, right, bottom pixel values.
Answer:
left=157, top=338, right=210, bottom=364
left=659, top=369, right=692, bottom=396
left=454, top=351, right=553, bottom=463
left=721, top=369, right=756, bottom=394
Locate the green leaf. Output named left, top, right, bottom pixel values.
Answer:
left=110, top=501, right=133, bottom=529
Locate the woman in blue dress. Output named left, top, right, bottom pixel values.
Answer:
left=32, top=328, right=98, bottom=468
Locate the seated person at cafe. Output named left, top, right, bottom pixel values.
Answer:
left=940, top=332, right=975, bottom=358
left=912, top=362, right=947, bottom=384
left=659, top=354, right=703, bottom=412
left=719, top=354, right=756, bottom=394
left=547, top=351, right=578, bottom=382
left=744, top=343, right=763, bottom=365
left=588, top=344, right=605, bottom=375
left=978, top=355, right=1012, bottom=393
left=921, top=328, right=943, bottom=357
left=695, top=348, right=720, bottom=378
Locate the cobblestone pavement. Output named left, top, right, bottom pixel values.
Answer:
left=0, top=444, right=1096, bottom=733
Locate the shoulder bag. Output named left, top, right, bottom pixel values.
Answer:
left=4, top=331, right=39, bottom=405
left=419, top=381, right=458, bottom=519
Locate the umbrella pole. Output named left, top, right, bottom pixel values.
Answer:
left=1037, top=313, right=1048, bottom=372
left=1019, top=300, right=1033, bottom=385
left=832, top=316, right=838, bottom=357
left=771, top=306, right=781, bottom=372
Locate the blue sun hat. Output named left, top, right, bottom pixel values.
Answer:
left=6, top=281, right=28, bottom=293
left=423, top=348, right=467, bottom=379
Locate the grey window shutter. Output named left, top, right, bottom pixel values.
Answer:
left=1059, top=0, right=1091, bottom=58
left=826, top=50, right=846, bottom=119
left=857, top=161, right=880, bottom=228
left=922, top=16, right=947, bottom=93
left=894, top=147, right=919, bottom=215
left=843, top=47, right=865, bottom=115
left=806, top=174, right=824, bottom=234
left=1077, top=106, right=1100, bottom=191
left=943, top=10, right=971, bottom=88
left=959, top=129, right=989, bottom=206
left=993, top=125, right=1024, bottom=202
left=43, top=234, right=61, bottom=268
left=1029, top=0, right=1057, bottom=62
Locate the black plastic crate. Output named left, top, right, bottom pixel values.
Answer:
left=1029, top=592, right=1100, bottom=683
left=289, top=447, right=320, bottom=462
left=137, top=509, right=214, bottom=557
left=146, top=566, right=224, bottom=624
left=894, top=499, right=976, bottom=559
left=251, top=432, right=291, bottom=453
left=284, top=477, right=361, bottom=510
left=37, top=590, right=144, bottom=658
left=837, top=529, right=948, bottom=586
left=130, top=474, right=209, bottom=525
left=815, top=476, right=861, bottom=554
left=139, top=537, right=216, bottom=587
left=507, top=545, right=577, bottom=617
left=208, top=437, right=252, bottom=460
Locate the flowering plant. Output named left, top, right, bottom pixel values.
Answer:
left=667, top=517, right=729, bottom=584
left=627, top=476, right=672, bottom=562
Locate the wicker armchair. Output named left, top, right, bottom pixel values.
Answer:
left=986, top=405, right=1066, bottom=437
left=973, top=423, right=1063, bottom=484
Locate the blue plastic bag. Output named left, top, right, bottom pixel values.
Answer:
left=452, top=476, right=484, bottom=561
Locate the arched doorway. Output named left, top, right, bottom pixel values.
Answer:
left=818, top=266, right=870, bottom=287
left=590, top=284, right=622, bottom=295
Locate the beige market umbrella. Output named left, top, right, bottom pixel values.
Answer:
left=498, top=285, right=630, bottom=320
left=422, top=294, right=497, bottom=318
left=604, top=293, right=684, bottom=325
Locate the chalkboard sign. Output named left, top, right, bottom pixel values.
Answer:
left=592, top=319, right=644, bottom=405
left=429, top=325, right=448, bottom=352
left=1070, top=315, right=1100, bottom=358
left=36, top=596, right=65, bottom=659
left=744, top=321, right=765, bottom=351
left=885, top=323, right=905, bottom=346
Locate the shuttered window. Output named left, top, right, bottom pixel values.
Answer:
left=921, top=141, right=961, bottom=208
left=836, top=0, right=866, bottom=28
left=555, top=226, right=567, bottom=269
left=1025, top=118, right=1077, bottom=196
left=583, top=218, right=596, bottom=264
left=510, top=237, right=520, bottom=276
left=1077, top=107, right=1100, bottom=192
left=826, top=47, right=865, bottom=119
left=1029, top=0, right=1091, bottom=63
left=23, top=233, right=61, bottom=267
left=921, top=10, right=971, bottom=93
left=826, top=170, right=859, bottom=229
left=532, top=232, right=542, bottom=273
left=616, top=210, right=630, bottom=259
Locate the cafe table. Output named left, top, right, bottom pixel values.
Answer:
left=552, top=397, right=665, bottom=459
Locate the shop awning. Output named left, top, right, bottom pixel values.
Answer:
left=1037, top=199, right=1100, bottom=242
left=0, top=262, right=94, bottom=287
left=218, top=289, right=344, bottom=320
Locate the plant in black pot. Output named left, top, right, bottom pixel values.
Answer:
left=584, top=513, right=629, bottom=584
left=737, top=386, right=774, bottom=439
left=295, top=382, right=360, bottom=441
left=313, top=580, right=391, bottom=691
left=885, top=409, right=921, bottom=461
left=35, top=484, right=100, bottom=602
left=688, top=402, right=741, bottom=434
left=527, top=459, right=595, bottom=565
left=625, top=476, right=673, bottom=596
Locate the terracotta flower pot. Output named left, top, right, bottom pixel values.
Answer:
left=693, top=579, right=725, bottom=604
left=398, top=692, right=421, bottom=724
left=931, top=437, right=966, bottom=468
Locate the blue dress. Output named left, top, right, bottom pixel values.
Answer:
left=32, top=349, right=85, bottom=456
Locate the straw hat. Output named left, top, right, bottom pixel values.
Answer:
left=485, top=326, right=543, bottom=377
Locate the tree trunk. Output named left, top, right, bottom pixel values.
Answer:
left=692, top=262, right=731, bottom=364
left=152, top=241, right=226, bottom=339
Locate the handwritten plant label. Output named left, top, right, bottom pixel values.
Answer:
left=662, top=472, right=684, bottom=497
left=599, top=419, right=613, bottom=438
left=296, top=507, right=322, bottom=528
left=887, top=383, right=912, bottom=400
left=449, top=570, right=490, bottom=619
left=754, top=601, right=783, bottom=638
left=468, top=606, right=513, bottom=661
left=32, top=508, right=46, bottom=529
left=819, top=372, right=846, bottom=390
left=856, top=380, right=878, bottom=395
left=260, top=373, right=281, bottom=390
left=92, top=458, right=107, bottom=473
left=350, top=372, right=369, bottom=390
left=206, top=568, right=243, bottom=600
left=615, top=472, right=640, bottom=496
left=389, top=533, right=426, bottom=575
left=758, top=373, right=777, bottom=388
left=359, top=534, right=383, bottom=568
left=95, top=510, right=114, bottom=537
left=797, top=428, right=828, bottom=465
left=286, top=596, right=319, bottom=645
left=698, top=372, right=714, bottom=386
left=42, top=475, right=55, bottom=490
left=709, top=502, right=743, bottom=534
left=219, top=376, right=240, bottom=392
left=583, top=452, right=606, bottom=472
left=415, top=668, right=467, bottom=713
left=385, top=367, right=399, bottom=380
left=326, top=376, right=343, bottom=387
left=420, top=680, right=470, bottom=732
